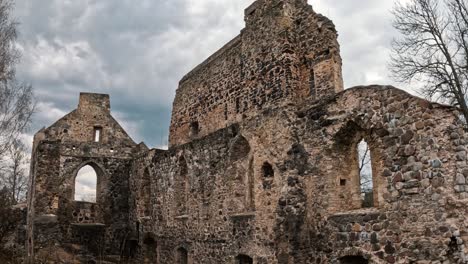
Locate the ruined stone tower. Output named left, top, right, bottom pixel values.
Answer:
left=25, top=0, right=468, bottom=263
left=169, top=0, right=343, bottom=146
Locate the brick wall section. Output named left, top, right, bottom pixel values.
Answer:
left=169, top=0, right=343, bottom=147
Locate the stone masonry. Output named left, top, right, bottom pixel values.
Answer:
left=25, top=0, right=468, bottom=263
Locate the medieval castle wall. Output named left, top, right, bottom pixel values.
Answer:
left=23, top=0, right=468, bottom=263
left=169, top=0, right=343, bottom=146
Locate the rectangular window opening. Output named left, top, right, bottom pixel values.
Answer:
left=94, top=127, right=102, bottom=142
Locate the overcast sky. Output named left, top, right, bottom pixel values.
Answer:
left=13, top=0, right=412, bottom=149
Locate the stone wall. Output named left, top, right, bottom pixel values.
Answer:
left=169, top=0, right=343, bottom=147
left=24, top=0, right=468, bottom=263
left=132, top=86, right=468, bottom=263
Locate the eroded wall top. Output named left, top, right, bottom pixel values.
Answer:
left=36, top=92, right=136, bottom=148
left=169, top=0, right=343, bottom=146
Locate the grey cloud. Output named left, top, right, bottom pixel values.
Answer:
left=13, top=0, right=410, bottom=148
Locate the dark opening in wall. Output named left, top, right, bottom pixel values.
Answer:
left=309, top=69, right=316, bottom=97
left=340, top=179, right=347, bottom=186
left=262, top=162, right=274, bottom=190
left=262, top=162, right=274, bottom=178
left=93, top=126, right=102, bottom=142
left=339, top=255, right=369, bottom=264
left=176, top=247, right=188, bottom=264
left=190, top=121, right=199, bottom=137
left=236, top=254, right=253, bottom=264
left=143, top=235, right=158, bottom=263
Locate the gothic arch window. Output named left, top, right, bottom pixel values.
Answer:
left=333, top=121, right=384, bottom=211
left=74, top=165, right=98, bottom=203
left=176, top=247, right=188, bottom=264
left=236, top=254, right=253, bottom=264
left=175, top=156, right=188, bottom=215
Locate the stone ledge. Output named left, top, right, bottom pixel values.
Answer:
left=175, top=215, right=189, bottom=220
left=229, top=212, right=256, bottom=219
left=328, top=208, right=381, bottom=225
left=34, top=214, right=58, bottom=224
left=71, top=223, right=106, bottom=228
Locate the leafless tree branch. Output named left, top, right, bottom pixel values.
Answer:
left=390, top=0, right=468, bottom=123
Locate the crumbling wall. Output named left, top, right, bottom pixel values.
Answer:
left=274, top=86, right=468, bottom=263
left=24, top=0, right=468, bottom=263
left=133, top=86, right=468, bottom=263
left=26, top=93, right=140, bottom=263
left=169, top=0, right=343, bottom=147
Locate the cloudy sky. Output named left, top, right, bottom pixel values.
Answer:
left=74, top=165, right=97, bottom=202
left=13, top=0, right=413, bottom=149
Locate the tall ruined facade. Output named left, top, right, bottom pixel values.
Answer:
left=26, top=0, right=468, bottom=263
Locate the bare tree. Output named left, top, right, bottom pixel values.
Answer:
left=0, top=139, right=28, bottom=203
left=390, top=0, right=468, bottom=123
left=0, top=0, right=34, bottom=157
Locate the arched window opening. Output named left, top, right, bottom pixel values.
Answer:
left=140, top=168, right=151, bottom=216
left=175, top=157, right=188, bottom=215
left=176, top=247, right=188, bottom=264
left=262, top=162, right=274, bottom=190
left=358, top=140, right=373, bottom=208
left=236, top=254, right=253, bottom=264
left=339, top=255, right=369, bottom=264
left=74, top=165, right=97, bottom=203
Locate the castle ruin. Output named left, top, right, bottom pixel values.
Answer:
left=25, top=0, right=468, bottom=263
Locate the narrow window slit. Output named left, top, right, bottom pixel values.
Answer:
left=358, top=139, right=373, bottom=208
left=94, top=127, right=102, bottom=142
